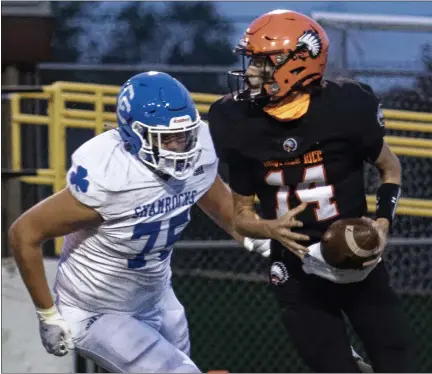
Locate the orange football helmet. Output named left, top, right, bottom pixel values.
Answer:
left=228, top=9, right=329, bottom=100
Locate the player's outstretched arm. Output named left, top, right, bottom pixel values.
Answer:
left=8, top=188, right=103, bottom=356
left=9, top=188, right=103, bottom=309
left=197, top=175, right=271, bottom=257
left=197, top=174, right=243, bottom=242
left=232, top=192, right=310, bottom=258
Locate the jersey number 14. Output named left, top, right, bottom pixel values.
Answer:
left=265, top=164, right=339, bottom=221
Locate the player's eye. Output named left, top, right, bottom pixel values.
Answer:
left=255, top=61, right=263, bottom=68
left=249, top=58, right=265, bottom=68
left=161, top=133, right=186, bottom=144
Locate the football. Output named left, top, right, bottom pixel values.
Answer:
left=321, top=218, right=381, bottom=269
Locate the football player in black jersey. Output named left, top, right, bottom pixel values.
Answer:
left=208, top=9, right=412, bottom=373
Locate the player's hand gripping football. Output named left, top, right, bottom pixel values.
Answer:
left=36, top=305, right=74, bottom=356
left=360, top=216, right=389, bottom=267
left=267, top=202, right=310, bottom=259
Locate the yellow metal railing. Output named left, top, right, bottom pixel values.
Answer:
left=9, top=82, right=432, bottom=254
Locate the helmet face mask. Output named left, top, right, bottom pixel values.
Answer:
left=132, top=118, right=202, bottom=180
left=229, top=55, right=277, bottom=100
left=228, top=10, right=329, bottom=102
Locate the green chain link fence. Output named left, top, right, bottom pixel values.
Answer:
left=176, top=149, right=432, bottom=373
left=170, top=240, right=432, bottom=373
left=175, top=157, right=431, bottom=372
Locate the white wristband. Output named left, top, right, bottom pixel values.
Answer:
left=243, top=237, right=254, bottom=252
left=36, top=305, right=61, bottom=322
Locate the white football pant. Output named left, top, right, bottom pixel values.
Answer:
left=57, top=286, right=199, bottom=373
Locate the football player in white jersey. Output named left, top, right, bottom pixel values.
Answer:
left=8, top=71, right=273, bottom=373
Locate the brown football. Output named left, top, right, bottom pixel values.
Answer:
left=321, top=218, right=381, bottom=269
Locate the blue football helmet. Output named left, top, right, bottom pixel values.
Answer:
left=116, top=71, right=202, bottom=180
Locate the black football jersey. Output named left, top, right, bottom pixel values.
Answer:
left=208, top=78, right=386, bottom=277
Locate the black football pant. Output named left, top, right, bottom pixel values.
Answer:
left=271, top=262, right=413, bottom=373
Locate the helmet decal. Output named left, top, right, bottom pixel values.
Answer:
left=117, top=84, right=135, bottom=125
left=296, top=29, right=322, bottom=60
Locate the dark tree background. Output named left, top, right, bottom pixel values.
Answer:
left=45, top=1, right=237, bottom=93
left=50, top=1, right=90, bottom=63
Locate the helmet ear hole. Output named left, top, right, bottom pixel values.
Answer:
left=290, top=67, right=306, bottom=75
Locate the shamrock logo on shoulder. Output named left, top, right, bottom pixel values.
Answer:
left=70, top=165, right=90, bottom=193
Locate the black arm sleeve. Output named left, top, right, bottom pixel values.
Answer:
left=356, top=83, right=386, bottom=163
left=227, top=150, right=258, bottom=197
left=208, top=101, right=231, bottom=163
left=208, top=100, right=257, bottom=196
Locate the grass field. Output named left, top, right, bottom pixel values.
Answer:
left=173, top=274, right=432, bottom=373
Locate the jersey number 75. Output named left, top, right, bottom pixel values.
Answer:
left=128, top=209, right=190, bottom=269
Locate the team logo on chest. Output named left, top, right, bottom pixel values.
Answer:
left=283, top=137, right=298, bottom=153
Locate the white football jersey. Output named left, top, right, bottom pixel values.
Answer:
left=302, top=242, right=380, bottom=283
left=54, top=122, right=219, bottom=314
